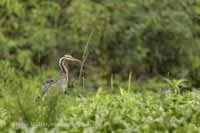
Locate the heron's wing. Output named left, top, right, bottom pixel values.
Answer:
left=45, top=79, right=56, bottom=84
left=41, top=78, right=57, bottom=95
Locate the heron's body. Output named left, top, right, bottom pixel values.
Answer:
left=40, top=54, right=81, bottom=97
left=41, top=75, right=67, bottom=94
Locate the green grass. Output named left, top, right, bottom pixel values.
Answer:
left=1, top=89, right=200, bottom=132
left=59, top=90, right=200, bottom=132
left=0, top=61, right=200, bottom=132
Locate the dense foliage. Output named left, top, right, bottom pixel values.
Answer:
left=1, top=0, right=200, bottom=85
left=1, top=0, right=200, bottom=132
left=0, top=62, right=200, bottom=132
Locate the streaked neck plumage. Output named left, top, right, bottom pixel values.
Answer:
left=59, top=57, right=69, bottom=86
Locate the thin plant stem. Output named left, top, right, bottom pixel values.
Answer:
left=79, top=29, right=94, bottom=80
left=111, top=74, right=114, bottom=92
left=128, top=71, right=132, bottom=92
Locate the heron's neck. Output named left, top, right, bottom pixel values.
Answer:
left=59, top=57, right=69, bottom=81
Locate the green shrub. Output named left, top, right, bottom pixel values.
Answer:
left=0, top=0, right=200, bottom=85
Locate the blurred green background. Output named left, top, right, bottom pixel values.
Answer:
left=2, top=1, right=200, bottom=132
left=1, top=0, right=200, bottom=87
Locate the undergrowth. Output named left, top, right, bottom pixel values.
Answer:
left=0, top=61, right=200, bottom=132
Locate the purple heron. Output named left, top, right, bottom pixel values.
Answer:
left=40, top=54, right=81, bottom=97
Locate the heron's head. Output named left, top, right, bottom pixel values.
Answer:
left=63, top=54, right=81, bottom=63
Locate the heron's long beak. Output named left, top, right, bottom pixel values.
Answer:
left=71, top=57, right=81, bottom=63
left=64, top=56, right=81, bottom=63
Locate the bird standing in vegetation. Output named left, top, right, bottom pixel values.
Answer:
left=40, top=54, right=81, bottom=97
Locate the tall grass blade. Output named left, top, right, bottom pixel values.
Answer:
left=79, top=29, right=94, bottom=80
